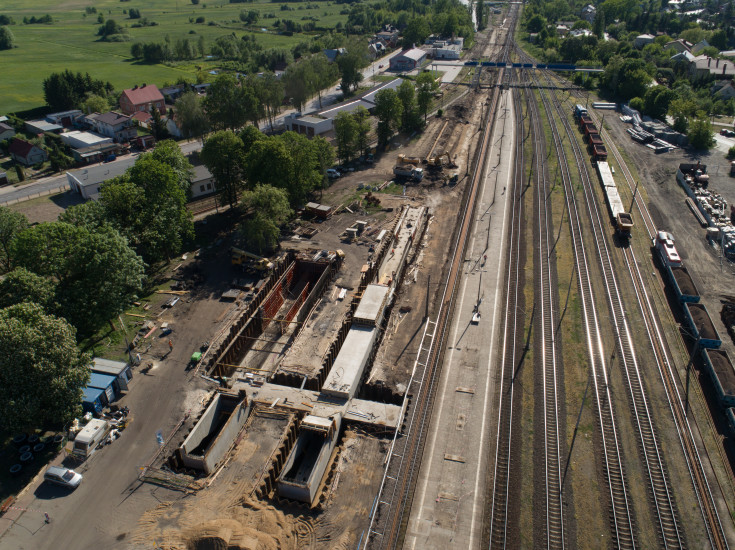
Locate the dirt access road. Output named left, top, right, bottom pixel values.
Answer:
left=0, top=241, right=242, bottom=550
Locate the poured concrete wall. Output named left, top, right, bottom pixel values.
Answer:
left=180, top=393, right=250, bottom=474
left=277, top=414, right=341, bottom=503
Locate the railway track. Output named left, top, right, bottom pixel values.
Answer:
left=530, top=61, right=638, bottom=548
left=487, top=61, right=524, bottom=550
left=578, top=96, right=729, bottom=550
left=361, top=8, right=518, bottom=549
left=535, top=66, right=688, bottom=548
left=524, top=67, right=567, bottom=548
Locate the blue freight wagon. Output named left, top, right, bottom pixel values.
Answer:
left=683, top=303, right=722, bottom=349
left=702, top=349, right=735, bottom=407
left=666, top=265, right=700, bottom=304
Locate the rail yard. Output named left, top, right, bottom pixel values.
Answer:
left=135, top=5, right=735, bottom=549
left=9, top=4, right=735, bottom=550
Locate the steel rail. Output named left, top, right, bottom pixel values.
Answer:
left=530, top=62, right=637, bottom=548
left=537, top=69, right=684, bottom=549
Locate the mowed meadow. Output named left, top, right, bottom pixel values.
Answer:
left=0, top=0, right=347, bottom=113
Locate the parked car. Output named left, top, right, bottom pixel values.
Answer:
left=326, top=168, right=341, bottom=178
left=721, top=129, right=735, bottom=137
left=44, top=466, right=83, bottom=489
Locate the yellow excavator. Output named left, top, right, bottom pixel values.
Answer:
left=230, top=247, right=274, bottom=271
left=425, top=152, right=458, bottom=169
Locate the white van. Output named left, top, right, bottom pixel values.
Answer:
left=72, top=419, right=110, bottom=458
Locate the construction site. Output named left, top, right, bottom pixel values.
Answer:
left=133, top=196, right=450, bottom=548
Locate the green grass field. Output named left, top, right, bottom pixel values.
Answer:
left=0, top=0, right=346, bottom=113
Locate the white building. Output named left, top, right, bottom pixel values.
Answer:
left=284, top=114, right=333, bottom=138
left=190, top=165, right=215, bottom=198
left=66, top=157, right=136, bottom=200
left=61, top=131, right=112, bottom=150
left=390, top=48, right=427, bottom=71
left=634, top=34, right=655, bottom=48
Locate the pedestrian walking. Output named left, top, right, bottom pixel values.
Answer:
left=44, top=513, right=50, bottom=524
left=168, top=340, right=173, bottom=352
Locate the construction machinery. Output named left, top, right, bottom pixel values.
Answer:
left=397, top=153, right=422, bottom=166
left=230, top=247, right=274, bottom=271
left=393, top=164, right=424, bottom=182
left=425, top=151, right=457, bottom=169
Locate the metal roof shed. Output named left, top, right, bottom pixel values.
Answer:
left=87, top=372, right=117, bottom=404
left=92, top=357, right=132, bottom=390
left=82, top=386, right=105, bottom=414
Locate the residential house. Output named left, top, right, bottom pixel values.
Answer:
left=555, top=25, right=570, bottom=37
left=88, top=112, right=136, bottom=142
left=691, top=39, right=710, bottom=55
left=324, top=48, right=346, bottom=62
left=634, top=34, right=656, bottom=48
left=0, top=122, right=15, bottom=141
left=376, top=27, right=400, bottom=47
left=9, top=139, right=48, bottom=166
left=368, top=41, right=386, bottom=59
left=664, top=39, right=692, bottom=53
left=119, top=84, right=166, bottom=116
left=131, top=111, right=153, bottom=128
left=191, top=83, right=211, bottom=95
left=671, top=50, right=696, bottom=63
left=713, top=81, right=735, bottom=99
left=160, top=85, right=186, bottom=103
left=166, top=115, right=183, bottom=139
left=688, top=55, right=735, bottom=79
left=190, top=165, right=215, bottom=199
left=569, top=28, right=594, bottom=38
left=389, top=48, right=427, bottom=71
left=46, top=110, right=84, bottom=128
left=581, top=4, right=596, bottom=23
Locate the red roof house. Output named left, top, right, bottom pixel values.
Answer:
left=119, top=84, right=165, bottom=116
left=9, top=139, right=48, bottom=166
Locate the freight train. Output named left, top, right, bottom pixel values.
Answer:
left=573, top=104, right=633, bottom=239
left=654, top=231, right=735, bottom=432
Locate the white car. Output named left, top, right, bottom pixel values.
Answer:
left=44, top=466, right=83, bottom=489
left=327, top=169, right=341, bottom=178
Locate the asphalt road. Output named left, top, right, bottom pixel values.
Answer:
left=404, top=90, right=516, bottom=549
left=0, top=256, right=234, bottom=549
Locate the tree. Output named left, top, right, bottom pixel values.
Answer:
left=201, top=131, right=246, bottom=208
left=84, top=93, right=109, bottom=114
left=243, top=138, right=293, bottom=194
left=0, top=25, right=14, bottom=50
left=374, top=88, right=403, bottom=148
left=150, top=106, right=170, bottom=141
left=173, top=92, right=209, bottom=140
left=0, top=303, right=90, bottom=432
left=334, top=111, right=358, bottom=164
left=240, top=184, right=292, bottom=225
left=144, top=140, right=194, bottom=196
left=119, top=156, right=193, bottom=262
left=353, top=106, right=371, bottom=158
left=12, top=223, right=145, bottom=336
left=97, top=19, right=125, bottom=39
left=643, top=85, right=675, bottom=120
left=309, top=54, right=340, bottom=109
left=0, top=267, right=56, bottom=310
left=204, top=74, right=252, bottom=130
left=687, top=118, right=714, bottom=150
left=0, top=207, right=27, bottom=274
left=397, top=80, right=421, bottom=132
left=240, top=214, right=280, bottom=254
left=311, top=136, right=336, bottom=194
left=283, top=61, right=310, bottom=112
left=43, top=71, right=113, bottom=111
left=403, top=17, right=431, bottom=48
left=416, top=71, right=439, bottom=122
left=337, top=42, right=369, bottom=94
left=251, top=73, right=284, bottom=131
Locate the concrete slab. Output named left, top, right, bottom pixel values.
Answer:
left=354, top=284, right=390, bottom=325
left=322, top=326, right=378, bottom=399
